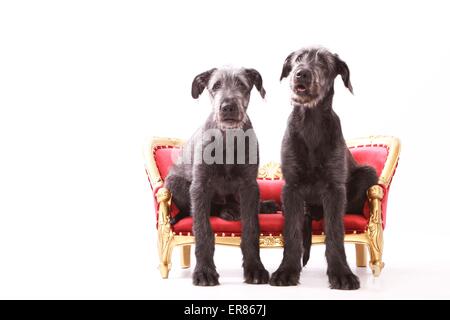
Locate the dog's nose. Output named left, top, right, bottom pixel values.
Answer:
left=295, top=69, right=312, bottom=81
left=221, top=103, right=238, bottom=114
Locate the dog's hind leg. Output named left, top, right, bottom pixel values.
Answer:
left=165, top=174, right=192, bottom=224
left=216, top=195, right=241, bottom=221
left=322, top=185, right=360, bottom=290
left=346, top=165, right=378, bottom=214
left=260, top=200, right=280, bottom=213
left=240, top=180, right=269, bottom=284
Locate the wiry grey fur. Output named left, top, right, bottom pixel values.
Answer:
left=269, top=47, right=378, bottom=290
left=165, top=67, right=273, bottom=286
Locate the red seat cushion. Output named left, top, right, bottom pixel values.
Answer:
left=172, top=213, right=368, bottom=236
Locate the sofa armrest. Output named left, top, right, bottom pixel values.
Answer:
left=346, top=135, right=401, bottom=188
left=367, top=185, right=384, bottom=225
left=144, top=136, right=185, bottom=192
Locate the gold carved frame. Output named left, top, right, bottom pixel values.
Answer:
left=144, top=136, right=401, bottom=279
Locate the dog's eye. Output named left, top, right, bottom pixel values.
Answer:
left=235, top=79, right=246, bottom=89
left=212, top=81, right=222, bottom=91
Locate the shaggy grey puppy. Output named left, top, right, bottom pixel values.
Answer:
left=165, top=67, right=275, bottom=286
left=270, top=47, right=378, bottom=290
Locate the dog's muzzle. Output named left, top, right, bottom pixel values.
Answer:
left=293, top=69, right=312, bottom=95
left=220, top=101, right=240, bottom=122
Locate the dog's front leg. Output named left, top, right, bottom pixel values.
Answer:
left=322, top=185, right=360, bottom=290
left=239, top=180, right=269, bottom=284
left=191, top=179, right=219, bottom=286
left=269, top=183, right=304, bottom=286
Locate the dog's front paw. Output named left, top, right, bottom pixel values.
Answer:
left=193, top=267, right=220, bottom=286
left=269, top=268, right=300, bottom=286
left=328, top=271, right=360, bottom=290
left=244, top=265, right=269, bottom=284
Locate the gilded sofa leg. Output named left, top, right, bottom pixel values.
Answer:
left=159, top=237, right=175, bottom=279
left=367, top=185, right=385, bottom=276
left=157, top=188, right=174, bottom=279
left=355, top=244, right=367, bottom=267
left=180, top=245, right=191, bottom=269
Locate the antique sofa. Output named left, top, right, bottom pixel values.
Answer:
left=144, top=136, right=400, bottom=279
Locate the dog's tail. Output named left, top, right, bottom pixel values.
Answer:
left=260, top=200, right=280, bottom=213
left=302, top=212, right=313, bottom=267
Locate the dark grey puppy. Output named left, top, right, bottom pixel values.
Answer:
left=269, top=47, right=378, bottom=290
left=165, top=67, right=272, bottom=286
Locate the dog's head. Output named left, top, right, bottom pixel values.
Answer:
left=280, top=47, right=353, bottom=108
left=191, top=67, right=266, bottom=130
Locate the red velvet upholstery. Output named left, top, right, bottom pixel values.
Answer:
left=349, top=145, right=388, bottom=177
left=155, top=147, right=181, bottom=181
left=152, top=143, right=391, bottom=234
left=257, top=179, right=284, bottom=204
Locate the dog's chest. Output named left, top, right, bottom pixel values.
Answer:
left=211, top=165, right=243, bottom=193
left=292, top=112, right=334, bottom=169
left=296, top=132, right=327, bottom=164
left=290, top=136, right=337, bottom=190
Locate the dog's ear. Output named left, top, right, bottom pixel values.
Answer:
left=245, top=68, right=266, bottom=98
left=280, top=51, right=295, bottom=81
left=191, top=68, right=216, bottom=99
left=335, top=55, right=353, bottom=94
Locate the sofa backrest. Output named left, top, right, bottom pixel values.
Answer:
left=154, top=145, right=390, bottom=177
left=154, top=146, right=181, bottom=181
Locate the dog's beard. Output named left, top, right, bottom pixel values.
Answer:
left=290, top=82, right=332, bottom=109
left=220, top=122, right=243, bottom=130
left=214, top=111, right=248, bottom=130
left=291, top=93, right=319, bottom=108
left=217, top=118, right=247, bottom=130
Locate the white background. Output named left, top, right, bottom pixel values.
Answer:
left=1, top=0, right=449, bottom=299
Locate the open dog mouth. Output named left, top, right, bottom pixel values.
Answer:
left=294, top=84, right=308, bottom=94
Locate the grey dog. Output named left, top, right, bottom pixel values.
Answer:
left=269, top=47, right=378, bottom=290
left=165, top=67, right=274, bottom=286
